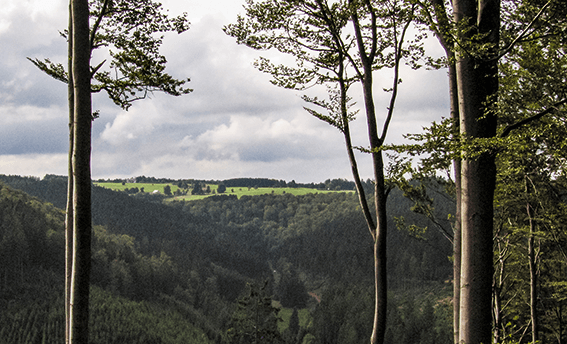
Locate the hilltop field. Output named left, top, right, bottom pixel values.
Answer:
left=94, top=182, right=352, bottom=201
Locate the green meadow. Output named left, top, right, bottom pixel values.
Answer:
left=95, top=182, right=181, bottom=194
left=175, top=186, right=348, bottom=201
left=95, top=182, right=351, bottom=201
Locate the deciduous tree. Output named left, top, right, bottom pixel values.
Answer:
left=29, top=1, right=191, bottom=342
left=225, top=1, right=423, bottom=343
left=402, top=1, right=566, bottom=342
left=69, top=1, right=92, bottom=342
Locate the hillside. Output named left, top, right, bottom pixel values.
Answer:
left=0, top=175, right=454, bottom=343
left=0, top=181, right=214, bottom=343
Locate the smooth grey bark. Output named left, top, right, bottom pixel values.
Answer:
left=349, top=2, right=389, bottom=341
left=65, top=3, right=74, bottom=342
left=421, top=1, right=461, bottom=340
left=449, top=65, right=462, bottom=344
left=453, top=0, right=500, bottom=343
left=69, top=0, right=92, bottom=342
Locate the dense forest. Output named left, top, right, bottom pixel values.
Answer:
left=0, top=174, right=454, bottom=343
left=3, top=171, right=566, bottom=343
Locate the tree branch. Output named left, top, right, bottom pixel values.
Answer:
left=494, top=0, right=553, bottom=61
left=90, top=0, right=112, bottom=51
left=380, top=5, right=414, bottom=143
left=500, top=99, right=567, bottom=138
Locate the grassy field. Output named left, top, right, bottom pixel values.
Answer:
left=277, top=306, right=313, bottom=332
left=173, top=186, right=347, bottom=201
left=95, top=182, right=182, bottom=194
left=96, top=182, right=351, bottom=201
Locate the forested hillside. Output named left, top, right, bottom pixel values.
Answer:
left=0, top=175, right=454, bottom=343
left=0, top=181, right=213, bottom=343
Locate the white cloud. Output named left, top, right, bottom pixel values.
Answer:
left=0, top=153, right=68, bottom=177
left=178, top=113, right=342, bottom=162
left=100, top=103, right=161, bottom=145
left=0, top=103, right=64, bottom=124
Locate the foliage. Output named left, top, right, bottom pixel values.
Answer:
left=217, top=184, right=227, bottom=194
left=226, top=281, right=285, bottom=344
left=28, top=0, right=192, bottom=110
left=392, top=1, right=567, bottom=342
left=0, top=176, right=455, bottom=344
left=0, top=182, right=213, bottom=343
left=0, top=286, right=213, bottom=344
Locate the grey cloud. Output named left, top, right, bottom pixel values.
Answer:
left=0, top=116, right=68, bottom=154
left=0, top=5, right=68, bottom=108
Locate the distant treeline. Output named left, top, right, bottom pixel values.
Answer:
left=94, top=176, right=362, bottom=191
left=221, top=178, right=362, bottom=191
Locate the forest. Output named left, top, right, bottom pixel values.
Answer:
left=3, top=0, right=566, bottom=343
left=0, top=174, right=455, bottom=343
left=2, top=169, right=566, bottom=343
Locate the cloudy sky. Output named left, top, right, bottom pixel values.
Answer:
left=0, top=0, right=449, bottom=183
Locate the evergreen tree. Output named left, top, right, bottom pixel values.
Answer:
left=227, top=281, right=284, bottom=344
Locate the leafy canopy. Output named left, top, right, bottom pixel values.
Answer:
left=29, top=0, right=192, bottom=110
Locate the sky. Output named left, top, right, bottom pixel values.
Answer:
left=0, top=0, right=450, bottom=183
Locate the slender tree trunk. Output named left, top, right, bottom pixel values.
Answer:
left=335, top=40, right=386, bottom=344
left=449, top=62, right=462, bottom=344
left=558, top=303, right=563, bottom=344
left=372, top=153, right=388, bottom=344
left=70, top=0, right=92, bottom=342
left=526, top=185, right=539, bottom=343
left=65, top=3, right=74, bottom=342
left=492, top=236, right=508, bottom=344
left=453, top=0, right=499, bottom=343
left=424, top=2, right=461, bottom=340
left=362, top=63, right=388, bottom=344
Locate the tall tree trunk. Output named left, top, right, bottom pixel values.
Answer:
left=334, top=40, right=386, bottom=344
left=526, top=183, right=538, bottom=344
left=65, top=3, right=74, bottom=342
left=372, top=153, right=388, bottom=344
left=449, top=62, right=462, bottom=344
left=453, top=0, right=499, bottom=343
left=70, top=0, right=92, bottom=342
left=349, top=3, right=389, bottom=342
left=424, top=2, right=461, bottom=340
left=362, top=60, right=388, bottom=344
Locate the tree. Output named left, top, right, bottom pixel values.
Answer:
left=225, top=1, right=422, bottom=343
left=192, top=182, right=203, bottom=195
left=29, top=1, right=191, bottom=342
left=69, top=1, right=92, bottom=342
left=491, top=5, right=567, bottom=340
left=163, top=185, right=172, bottom=196
left=217, top=184, right=227, bottom=194
left=404, top=1, right=567, bottom=342
left=451, top=2, right=500, bottom=343
left=226, top=281, right=284, bottom=344
left=285, top=308, right=300, bottom=343
left=409, top=1, right=462, bottom=341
